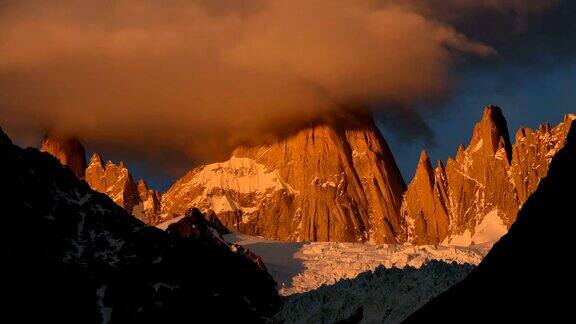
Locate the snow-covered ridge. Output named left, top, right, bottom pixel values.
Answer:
left=225, top=232, right=489, bottom=296
left=162, top=156, right=296, bottom=216
left=191, top=156, right=295, bottom=195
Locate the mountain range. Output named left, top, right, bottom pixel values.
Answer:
left=406, top=109, right=576, bottom=322
left=40, top=106, right=575, bottom=246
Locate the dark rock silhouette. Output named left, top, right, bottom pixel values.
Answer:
left=0, top=127, right=280, bottom=323
left=404, top=122, right=576, bottom=322
left=165, top=208, right=228, bottom=241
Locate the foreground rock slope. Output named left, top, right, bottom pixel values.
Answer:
left=1, top=127, right=280, bottom=323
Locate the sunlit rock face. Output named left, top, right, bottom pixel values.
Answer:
left=162, top=111, right=407, bottom=243
left=162, top=106, right=574, bottom=245
left=85, top=153, right=162, bottom=224
left=39, top=107, right=574, bottom=246
left=405, top=117, right=576, bottom=323
left=402, top=106, right=575, bottom=246
left=40, top=133, right=87, bottom=178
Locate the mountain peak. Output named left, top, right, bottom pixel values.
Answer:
left=40, top=132, right=87, bottom=178
left=415, top=150, right=434, bottom=182
left=418, top=150, right=430, bottom=164
left=436, top=160, right=445, bottom=172
left=471, top=105, right=512, bottom=161
left=163, top=112, right=407, bottom=243
left=89, top=153, right=104, bottom=167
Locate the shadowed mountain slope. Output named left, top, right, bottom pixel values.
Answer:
left=0, top=127, right=280, bottom=323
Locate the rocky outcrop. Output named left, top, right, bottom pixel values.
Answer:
left=40, top=132, right=87, bottom=178
left=405, top=116, right=576, bottom=323
left=85, top=153, right=162, bottom=224
left=0, top=127, right=281, bottom=323
left=162, top=110, right=407, bottom=243
left=161, top=208, right=230, bottom=239
left=403, top=106, right=575, bottom=246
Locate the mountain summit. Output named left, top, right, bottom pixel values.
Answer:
left=161, top=111, right=407, bottom=243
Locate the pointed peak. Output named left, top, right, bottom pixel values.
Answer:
left=482, top=105, right=504, bottom=118
left=119, top=161, right=127, bottom=169
left=436, top=160, right=445, bottom=171
left=478, top=105, right=508, bottom=132
left=564, top=113, right=576, bottom=123
left=137, top=179, right=149, bottom=190
left=418, top=150, right=430, bottom=163
left=515, top=127, right=529, bottom=142
left=472, top=105, right=512, bottom=161
left=415, top=150, right=434, bottom=179
left=455, top=144, right=466, bottom=160
left=89, top=153, right=104, bottom=166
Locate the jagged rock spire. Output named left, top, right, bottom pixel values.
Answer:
left=471, top=105, right=513, bottom=162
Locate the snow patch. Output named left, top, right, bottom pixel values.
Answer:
left=191, top=156, right=295, bottom=194
left=442, top=229, right=472, bottom=247
left=96, top=285, right=112, bottom=324
left=472, top=209, right=508, bottom=244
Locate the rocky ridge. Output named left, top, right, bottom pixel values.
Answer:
left=403, top=106, right=575, bottom=245
left=405, top=111, right=576, bottom=322
left=85, top=153, right=162, bottom=224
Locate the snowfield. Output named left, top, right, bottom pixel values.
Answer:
left=225, top=233, right=491, bottom=323
left=224, top=233, right=490, bottom=296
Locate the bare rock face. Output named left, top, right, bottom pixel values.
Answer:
left=40, top=133, right=87, bottom=178
left=403, top=106, right=575, bottom=246
left=162, top=111, right=407, bottom=243
left=510, top=113, right=575, bottom=204
left=441, top=106, right=518, bottom=245
left=402, top=152, right=450, bottom=245
left=406, top=119, right=576, bottom=323
left=85, top=153, right=161, bottom=224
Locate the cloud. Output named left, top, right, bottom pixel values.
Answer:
left=0, top=0, right=570, bottom=175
